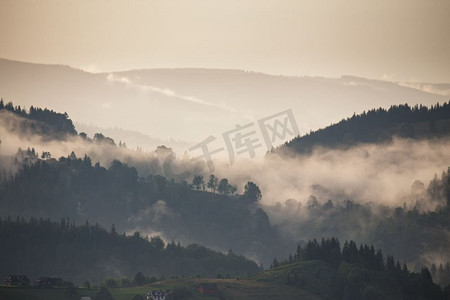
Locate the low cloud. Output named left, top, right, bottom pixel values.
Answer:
left=106, top=74, right=236, bottom=112
left=398, top=82, right=450, bottom=97
left=206, top=137, right=450, bottom=210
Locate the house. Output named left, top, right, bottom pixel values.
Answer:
left=146, top=290, right=166, bottom=300
left=34, top=277, right=63, bottom=287
left=5, top=275, right=30, bottom=286
left=197, top=283, right=219, bottom=295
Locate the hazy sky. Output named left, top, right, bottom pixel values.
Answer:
left=1, top=0, right=450, bottom=83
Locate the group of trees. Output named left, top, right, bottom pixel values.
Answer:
left=0, top=217, right=261, bottom=284
left=427, top=167, right=450, bottom=208
left=191, top=174, right=237, bottom=195
left=272, top=237, right=448, bottom=299
left=0, top=100, right=124, bottom=147
left=191, top=174, right=262, bottom=202
left=0, top=152, right=283, bottom=271
left=102, top=271, right=159, bottom=288
left=0, top=99, right=77, bottom=138
left=278, top=101, right=450, bottom=155
left=431, top=263, right=450, bottom=288
left=79, top=132, right=117, bottom=146
left=3, top=146, right=449, bottom=281
left=3, top=100, right=450, bottom=297
left=265, top=168, right=450, bottom=284
left=0, top=150, right=265, bottom=226
left=0, top=152, right=141, bottom=225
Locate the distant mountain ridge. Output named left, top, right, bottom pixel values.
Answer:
left=1, top=58, right=448, bottom=144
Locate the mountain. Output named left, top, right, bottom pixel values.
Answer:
left=274, top=101, right=450, bottom=155
left=1, top=102, right=450, bottom=275
left=1, top=58, right=448, bottom=146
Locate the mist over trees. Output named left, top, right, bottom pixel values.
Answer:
left=244, top=181, right=262, bottom=202
left=191, top=175, right=205, bottom=190
left=0, top=99, right=77, bottom=139
left=2, top=101, right=450, bottom=293
left=2, top=147, right=449, bottom=287
left=192, top=175, right=237, bottom=195
left=271, top=237, right=447, bottom=300
left=206, top=174, right=218, bottom=193
left=263, top=168, right=450, bottom=286
left=0, top=151, right=285, bottom=266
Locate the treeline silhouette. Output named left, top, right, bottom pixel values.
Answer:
left=432, top=263, right=450, bottom=289
left=0, top=99, right=77, bottom=138
left=264, top=168, right=450, bottom=280
left=0, top=100, right=124, bottom=146
left=1, top=150, right=449, bottom=278
left=0, top=151, right=286, bottom=268
left=272, top=237, right=449, bottom=300
left=0, top=217, right=261, bottom=284
left=278, top=101, right=450, bottom=154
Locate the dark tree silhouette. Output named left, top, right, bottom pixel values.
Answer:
left=192, top=175, right=204, bottom=190
left=133, top=272, right=146, bottom=286
left=207, top=174, right=218, bottom=193
left=94, top=287, right=113, bottom=300
left=244, top=181, right=262, bottom=202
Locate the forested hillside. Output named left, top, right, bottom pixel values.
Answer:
left=263, top=168, right=450, bottom=285
left=2, top=102, right=450, bottom=291
left=0, top=99, right=77, bottom=139
left=0, top=218, right=261, bottom=284
left=2, top=149, right=450, bottom=286
left=0, top=152, right=287, bottom=266
left=264, top=238, right=449, bottom=300
left=277, top=102, right=450, bottom=155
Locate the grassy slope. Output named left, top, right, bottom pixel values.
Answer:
left=0, top=261, right=337, bottom=300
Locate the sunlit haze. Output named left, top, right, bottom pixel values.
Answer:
left=1, top=0, right=449, bottom=82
